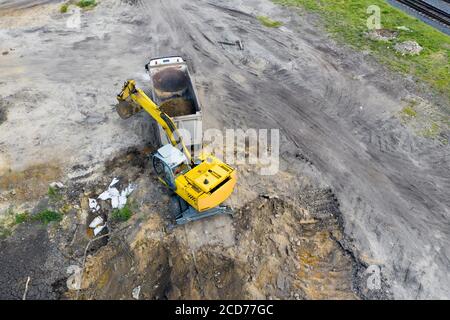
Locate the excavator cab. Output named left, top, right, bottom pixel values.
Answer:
left=152, top=144, right=190, bottom=190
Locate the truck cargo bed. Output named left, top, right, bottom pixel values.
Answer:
left=146, top=56, right=203, bottom=149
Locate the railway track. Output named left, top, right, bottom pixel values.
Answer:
left=395, top=0, right=450, bottom=27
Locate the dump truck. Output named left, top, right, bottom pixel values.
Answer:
left=144, top=56, right=203, bottom=152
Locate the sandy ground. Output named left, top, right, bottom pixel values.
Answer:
left=0, top=0, right=449, bottom=299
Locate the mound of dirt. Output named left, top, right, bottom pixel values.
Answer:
left=160, top=98, right=196, bottom=117
left=365, top=29, right=398, bottom=42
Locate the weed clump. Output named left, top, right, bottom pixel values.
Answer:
left=111, top=204, right=132, bottom=222
left=421, top=122, right=441, bottom=139
left=33, top=209, right=62, bottom=225
left=77, top=0, right=97, bottom=8
left=14, top=212, right=30, bottom=224
left=257, top=15, right=283, bottom=28
left=0, top=226, right=12, bottom=239
left=60, top=3, right=69, bottom=13
left=401, top=105, right=417, bottom=118
left=48, top=186, right=63, bottom=202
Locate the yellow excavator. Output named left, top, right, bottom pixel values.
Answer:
left=116, top=80, right=236, bottom=225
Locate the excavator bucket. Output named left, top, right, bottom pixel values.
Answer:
left=115, top=99, right=142, bottom=119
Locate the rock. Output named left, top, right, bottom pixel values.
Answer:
left=260, top=193, right=279, bottom=200
left=80, top=196, right=89, bottom=210
left=394, top=41, right=423, bottom=56
left=77, top=209, right=88, bottom=225
left=132, top=285, right=141, bottom=300
left=50, top=181, right=64, bottom=189
left=277, top=274, right=286, bottom=291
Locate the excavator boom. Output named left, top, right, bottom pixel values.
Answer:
left=117, top=80, right=192, bottom=163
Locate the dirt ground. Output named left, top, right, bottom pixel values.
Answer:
left=0, top=0, right=448, bottom=299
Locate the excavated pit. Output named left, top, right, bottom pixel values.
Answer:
left=69, top=191, right=360, bottom=300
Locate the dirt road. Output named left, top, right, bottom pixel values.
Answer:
left=0, top=0, right=449, bottom=299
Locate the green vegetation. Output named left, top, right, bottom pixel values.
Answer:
left=0, top=226, right=12, bottom=239
left=60, top=3, right=69, bottom=13
left=257, top=15, right=283, bottom=28
left=420, top=122, right=441, bottom=139
left=48, top=186, right=63, bottom=202
left=111, top=204, right=133, bottom=222
left=401, top=105, right=417, bottom=118
left=275, top=0, right=450, bottom=103
left=0, top=207, right=15, bottom=234
left=0, top=208, right=21, bottom=239
left=77, top=0, right=97, bottom=8
left=0, top=206, right=62, bottom=239
left=398, top=99, right=448, bottom=143
left=33, top=209, right=63, bottom=225
left=14, top=212, right=30, bottom=224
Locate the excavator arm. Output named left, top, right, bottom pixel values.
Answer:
left=117, top=80, right=192, bottom=163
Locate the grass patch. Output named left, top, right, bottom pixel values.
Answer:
left=420, top=122, right=441, bottom=139
left=111, top=204, right=133, bottom=222
left=275, top=0, right=450, bottom=103
left=32, top=209, right=62, bottom=225
left=401, top=105, right=417, bottom=118
left=0, top=226, right=12, bottom=239
left=60, top=3, right=69, bottom=13
left=257, top=15, right=283, bottom=28
left=48, top=186, right=63, bottom=202
left=0, top=207, right=19, bottom=239
left=0, top=206, right=61, bottom=239
left=77, top=0, right=97, bottom=8
left=14, top=212, right=30, bottom=224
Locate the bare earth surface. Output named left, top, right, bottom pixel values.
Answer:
left=0, top=0, right=449, bottom=299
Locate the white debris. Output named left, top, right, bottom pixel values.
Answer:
left=98, top=178, right=135, bottom=209
left=132, top=286, right=141, bottom=300
left=122, top=184, right=136, bottom=197
left=50, top=181, right=64, bottom=189
left=109, top=177, right=119, bottom=188
left=396, top=26, right=411, bottom=32
left=99, top=186, right=120, bottom=206
left=89, top=216, right=104, bottom=228
left=93, top=224, right=106, bottom=236
left=88, top=198, right=100, bottom=212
